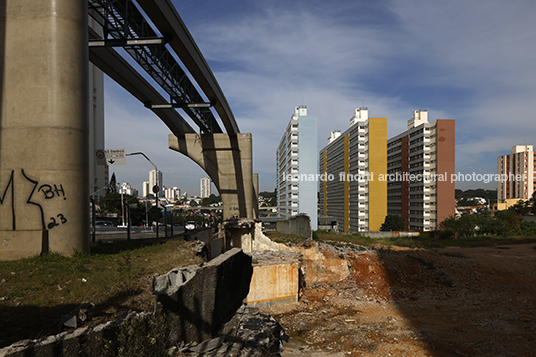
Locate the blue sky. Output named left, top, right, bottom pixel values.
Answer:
left=105, top=0, right=536, bottom=196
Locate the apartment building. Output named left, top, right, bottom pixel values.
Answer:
left=200, top=177, right=211, bottom=198
left=387, top=110, right=455, bottom=231
left=319, top=108, right=387, bottom=232
left=149, top=169, right=163, bottom=197
left=276, top=106, right=318, bottom=230
left=165, top=187, right=181, bottom=201
left=497, top=145, right=535, bottom=202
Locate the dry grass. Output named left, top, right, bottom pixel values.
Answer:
left=0, top=239, right=201, bottom=348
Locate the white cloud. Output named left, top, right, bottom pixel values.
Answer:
left=105, top=0, right=536, bottom=193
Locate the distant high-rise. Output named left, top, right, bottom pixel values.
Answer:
left=142, top=181, right=150, bottom=197
left=276, top=106, right=318, bottom=230
left=119, top=183, right=136, bottom=196
left=200, top=177, right=211, bottom=198
left=165, top=187, right=181, bottom=201
left=319, top=108, right=387, bottom=232
left=498, top=145, right=535, bottom=202
left=149, top=170, right=163, bottom=197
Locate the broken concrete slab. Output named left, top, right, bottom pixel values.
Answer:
left=154, top=247, right=253, bottom=342
left=174, top=306, right=287, bottom=357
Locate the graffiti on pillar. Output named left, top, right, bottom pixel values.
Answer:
left=0, top=170, right=15, bottom=230
left=0, top=170, right=68, bottom=231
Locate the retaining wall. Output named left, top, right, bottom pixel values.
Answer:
left=357, top=231, right=420, bottom=239
left=276, top=214, right=311, bottom=239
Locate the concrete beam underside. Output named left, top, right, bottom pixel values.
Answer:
left=0, top=1, right=89, bottom=260
left=169, top=133, right=258, bottom=220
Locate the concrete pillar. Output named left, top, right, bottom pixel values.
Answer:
left=0, top=1, right=89, bottom=259
left=169, top=133, right=255, bottom=220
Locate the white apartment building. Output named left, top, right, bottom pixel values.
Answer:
left=200, top=177, right=211, bottom=198
left=142, top=181, right=150, bottom=197
left=276, top=106, right=318, bottom=230
left=149, top=169, right=163, bottom=197
left=165, top=187, right=181, bottom=201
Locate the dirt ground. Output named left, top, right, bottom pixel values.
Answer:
left=262, top=243, right=536, bottom=357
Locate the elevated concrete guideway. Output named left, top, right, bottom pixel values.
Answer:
left=135, top=0, right=239, bottom=135
left=0, top=0, right=256, bottom=260
left=88, top=0, right=257, bottom=220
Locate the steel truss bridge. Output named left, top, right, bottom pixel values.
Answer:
left=88, top=0, right=239, bottom=136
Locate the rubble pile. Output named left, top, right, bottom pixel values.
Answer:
left=172, top=306, right=287, bottom=357
left=266, top=243, right=536, bottom=356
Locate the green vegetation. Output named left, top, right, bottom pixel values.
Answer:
left=380, top=215, right=405, bottom=231
left=201, top=194, right=221, bottom=207
left=267, top=229, right=536, bottom=250
left=265, top=230, right=309, bottom=244
left=438, top=197, right=536, bottom=240
left=98, top=192, right=162, bottom=226
left=0, top=240, right=200, bottom=347
left=102, top=312, right=169, bottom=357
left=313, top=231, right=420, bottom=248
left=259, top=190, right=277, bottom=206
left=455, top=188, right=497, bottom=203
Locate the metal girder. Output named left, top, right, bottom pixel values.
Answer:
left=136, top=0, right=240, bottom=135
left=88, top=0, right=223, bottom=134
left=88, top=37, right=166, bottom=46
left=89, top=28, right=195, bottom=136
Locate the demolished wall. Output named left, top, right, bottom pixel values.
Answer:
left=245, top=251, right=303, bottom=307
left=153, top=248, right=253, bottom=342
left=276, top=214, right=312, bottom=239
left=243, top=222, right=351, bottom=308
left=0, top=248, right=254, bottom=356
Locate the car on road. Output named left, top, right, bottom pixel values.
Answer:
left=185, top=221, right=196, bottom=231
left=95, top=221, right=113, bottom=227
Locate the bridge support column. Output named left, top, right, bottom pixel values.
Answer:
left=169, top=133, right=257, bottom=220
left=0, top=1, right=89, bottom=259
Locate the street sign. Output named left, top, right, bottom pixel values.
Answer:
left=104, top=148, right=127, bottom=165
left=95, top=149, right=106, bottom=166
left=152, top=185, right=160, bottom=193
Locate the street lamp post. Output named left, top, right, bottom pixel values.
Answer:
left=120, top=183, right=126, bottom=227
left=126, top=152, right=160, bottom=239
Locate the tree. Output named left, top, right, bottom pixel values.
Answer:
left=496, top=209, right=521, bottom=233
left=108, top=173, right=117, bottom=193
left=510, top=199, right=532, bottom=215
left=259, top=190, right=277, bottom=206
left=189, top=199, right=198, bottom=207
left=380, top=215, right=405, bottom=231
left=148, top=206, right=163, bottom=225
left=438, top=215, right=460, bottom=239
left=201, top=194, right=221, bottom=207
left=99, top=192, right=122, bottom=214
left=438, top=214, right=478, bottom=239
left=98, top=193, right=141, bottom=225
